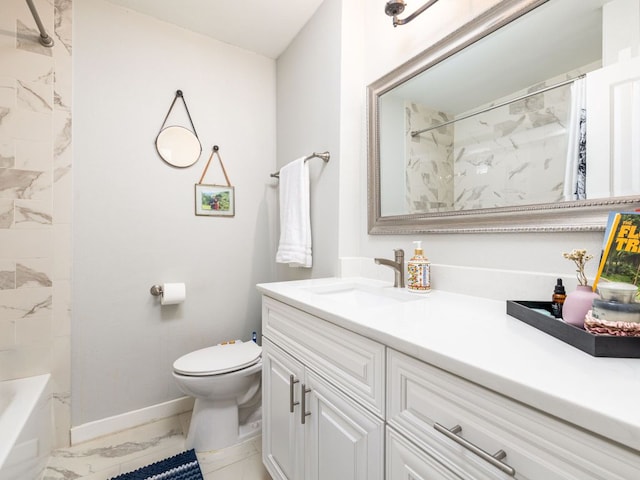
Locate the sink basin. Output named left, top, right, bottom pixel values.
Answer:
left=305, top=282, right=423, bottom=308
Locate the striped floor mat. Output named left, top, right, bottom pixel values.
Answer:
left=110, top=449, right=204, bottom=480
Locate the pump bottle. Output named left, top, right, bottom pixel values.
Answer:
left=407, top=241, right=431, bottom=293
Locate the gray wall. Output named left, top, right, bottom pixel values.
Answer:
left=275, top=0, right=342, bottom=280
left=72, top=0, right=277, bottom=426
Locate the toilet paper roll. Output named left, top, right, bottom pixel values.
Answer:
left=161, top=283, right=186, bottom=306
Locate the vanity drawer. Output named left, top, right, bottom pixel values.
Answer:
left=262, top=296, right=385, bottom=417
left=387, top=349, right=639, bottom=480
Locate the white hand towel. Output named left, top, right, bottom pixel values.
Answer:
left=276, top=158, right=312, bottom=268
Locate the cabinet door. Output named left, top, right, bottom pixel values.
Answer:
left=387, top=427, right=464, bottom=480
left=303, top=370, right=384, bottom=480
left=262, top=338, right=305, bottom=480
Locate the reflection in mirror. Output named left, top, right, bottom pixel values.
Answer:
left=382, top=76, right=587, bottom=215
left=368, top=0, right=640, bottom=233
left=156, top=126, right=202, bottom=168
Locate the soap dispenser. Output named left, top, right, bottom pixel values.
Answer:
left=407, top=241, right=431, bottom=293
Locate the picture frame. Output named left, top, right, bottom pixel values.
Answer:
left=195, top=184, right=235, bottom=217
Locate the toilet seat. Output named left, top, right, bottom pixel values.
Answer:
left=173, top=341, right=262, bottom=376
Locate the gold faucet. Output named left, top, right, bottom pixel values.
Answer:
left=374, top=249, right=405, bottom=288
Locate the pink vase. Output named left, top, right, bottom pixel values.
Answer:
left=562, top=285, right=599, bottom=328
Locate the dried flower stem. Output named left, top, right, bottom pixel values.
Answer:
left=563, top=249, right=593, bottom=286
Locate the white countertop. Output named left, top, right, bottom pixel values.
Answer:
left=257, top=277, right=640, bottom=452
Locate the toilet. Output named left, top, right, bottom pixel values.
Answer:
left=172, top=340, right=262, bottom=452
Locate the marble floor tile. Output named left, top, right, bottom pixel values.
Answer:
left=203, top=451, right=270, bottom=480
left=198, top=436, right=262, bottom=476
left=41, top=414, right=271, bottom=480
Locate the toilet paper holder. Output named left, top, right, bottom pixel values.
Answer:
left=150, top=285, right=164, bottom=296
left=150, top=283, right=186, bottom=305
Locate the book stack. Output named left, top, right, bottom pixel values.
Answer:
left=594, top=211, right=640, bottom=291
left=587, top=211, right=640, bottom=336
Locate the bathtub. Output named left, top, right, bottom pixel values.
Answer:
left=0, top=374, right=52, bottom=480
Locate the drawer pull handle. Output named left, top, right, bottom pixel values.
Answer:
left=434, top=423, right=516, bottom=476
left=301, top=383, right=312, bottom=424
left=289, top=375, right=299, bottom=413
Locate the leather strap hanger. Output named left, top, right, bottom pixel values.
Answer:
left=198, top=145, right=231, bottom=187
left=159, top=90, right=199, bottom=139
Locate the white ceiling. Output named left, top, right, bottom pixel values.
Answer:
left=106, top=0, right=325, bottom=59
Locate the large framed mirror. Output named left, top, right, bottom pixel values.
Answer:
left=368, top=0, right=640, bottom=233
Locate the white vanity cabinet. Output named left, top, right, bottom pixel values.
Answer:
left=261, top=297, right=385, bottom=480
left=387, top=349, right=640, bottom=480
left=258, top=280, right=640, bottom=480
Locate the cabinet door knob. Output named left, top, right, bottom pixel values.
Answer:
left=301, top=383, right=312, bottom=424
left=434, top=423, right=516, bottom=476
left=289, top=374, right=300, bottom=413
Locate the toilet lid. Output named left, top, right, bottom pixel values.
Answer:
left=173, top=341, right=262, bottom=376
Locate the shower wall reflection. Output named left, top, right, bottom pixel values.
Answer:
left=382, top=67, right=595, bottom=216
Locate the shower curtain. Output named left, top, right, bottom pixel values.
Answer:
left=563, top=77, right=587, bottom=201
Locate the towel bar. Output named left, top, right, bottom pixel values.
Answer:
left=270, top=151, right=330, bottom=178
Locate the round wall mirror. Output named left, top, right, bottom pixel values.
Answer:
left=155, top=125, right=202, bottom=168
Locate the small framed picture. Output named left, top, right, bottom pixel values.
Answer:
left=195, top=184, right=235, bottom=217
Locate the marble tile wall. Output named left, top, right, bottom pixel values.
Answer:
left=452, top=81, right=572, bottom=210
left=405, top=102, right=455, bottom=213
left=0, top=0, right=73, bottom=448
left=406, top=65, right=597, bottom=213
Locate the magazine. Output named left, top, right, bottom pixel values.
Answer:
left=593, top=211, right=640, bottom=295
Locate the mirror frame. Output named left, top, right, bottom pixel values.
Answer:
left=367, top=0, right=640, bottom=234
left=155, top=125, right=202, bottom=168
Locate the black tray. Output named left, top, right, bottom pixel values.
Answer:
left=506, top=300, right=640, bottom=358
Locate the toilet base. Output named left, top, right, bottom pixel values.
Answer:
left=238, top=405, right=262, bottom=443
left=185, top=399, right=261, bottom=452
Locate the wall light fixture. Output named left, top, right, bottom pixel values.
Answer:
left=385, top=0, right=440, bottom=27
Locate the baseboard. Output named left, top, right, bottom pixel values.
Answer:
left=70, top=396, right=195, bottom=446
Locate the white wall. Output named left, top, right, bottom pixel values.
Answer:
left=73, top=0, right=277, bottom=426
left=347, top=0, right=604, bottom=299
left=0, top=0, right=72, bottom=447
left=276, top=0, right=604, bottom=296
left=378, top=95, right=407, bottom=216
